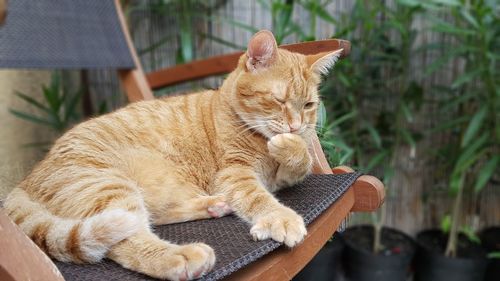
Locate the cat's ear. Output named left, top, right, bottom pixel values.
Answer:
left=307, top=49, right=343, bottom=75
left=246, top=30, right=278, bottom=72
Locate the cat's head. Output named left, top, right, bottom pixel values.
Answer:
left=228, top=30, right=342, bottom=139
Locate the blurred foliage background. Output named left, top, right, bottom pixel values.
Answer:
left=11, top=0, right=499, bottom=238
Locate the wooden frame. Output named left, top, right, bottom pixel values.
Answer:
left=0, top=1, right=384, bottom=280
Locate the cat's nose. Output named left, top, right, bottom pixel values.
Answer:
left=289, top=122, right=301, bottom=132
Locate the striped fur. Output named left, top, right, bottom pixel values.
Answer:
left=3, top=30, right=341, bottom=280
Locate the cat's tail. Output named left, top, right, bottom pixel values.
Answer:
left=3, top=188, right=142, bottom=263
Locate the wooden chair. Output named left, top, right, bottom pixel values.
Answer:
left=0, top=0, right=384, bottom=280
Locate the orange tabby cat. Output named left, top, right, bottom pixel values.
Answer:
left=4, top=30, right=342, bottom=280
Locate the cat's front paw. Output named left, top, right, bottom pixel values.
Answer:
left=267, top=133, right=310, bottom=166
left=250, top=207, right=307, bottom=247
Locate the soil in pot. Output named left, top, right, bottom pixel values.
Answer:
left=293, top=234, right=344, bottom=281
left=342, top=225, right=416, bottom=281
left=480, top=227, right=500, bottom=281
left=415, top=229, right=489, bottom=281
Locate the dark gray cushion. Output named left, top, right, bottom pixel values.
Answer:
left=0, top=0, right=135, bottom=69
left=54, top=173, right=361, bottom=281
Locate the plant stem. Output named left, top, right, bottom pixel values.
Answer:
left=445, top=175, right=464, bottom=257
left=373, top=199, right=386, bottom=253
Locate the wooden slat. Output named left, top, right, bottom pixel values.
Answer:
left=0, top=0, right=7, bottom=25
left=310, top=134, right=333, bottom=175
left=0, top=210, right=65, bottom=281
left=146, top=39, right=351, bottom=90
left=114, top=0, right=154, bottom=102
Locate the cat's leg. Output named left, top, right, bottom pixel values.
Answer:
left=267, top=133, right=313, bottom=187
left=108, top=229, right=215, bottom=280
left=214, top=166, right=307, bottom=247
left=151, top=195, right=233, bottom=225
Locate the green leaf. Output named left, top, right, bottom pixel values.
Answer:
left=42, top=85, right=61, bottom=112
left=401, top=102, right=413, bottom=122
left=451, top=68, right=482, bottom=89
left=461, top=106, right=488, bottom=147
left=64, top=90, right=82, bottom=122
left=474, top=156, right=499, bottom=193
left=425, top=48, right=461, bottom=76
left=460, top=9, right=480, bottom=29
left=9, top=109, right=56, bottom=127
left=488, top=252, right=500, bottom=259
left=206, top=16, right=259, bottom=33
left=13, top=91, right=51, bottom=114
left=396, top=0, right=421, bottom=8
left=331, top=110, right=357, bottom=127
left=426, top=116, right=469, bottom=134
left=179, top=25, right=193, bottom=62
left=138, top=34, right=176, bottom=55
left=449, top=173, right=464, bottom=195
left=439, top=92, right=475, bottom=113
left=365, top=150, right=389, bottom=173
left=317, top=101, right=327, bottom=131
left=364, top=122, right=382, bottom=149
left=256, top=0, right=270, bottom=10
left=339, top=149, right=354, bottom=165
left=440, top=215, right=451, bottom=233
left=432, top=0, right=461, bottom=6
left=461, top=226, right=481, bottom=244
left=455, top=133, right=488, bottom=173
left=200, top=33, right=246, bottom=50
left=324, top=139, right=352, bottom=152
left=399, top=128, right=416, bottom=148
left=383, top=166, right=395, bottom=184
left=432, top=22, right=475, bottom=35
left=303, top=1, right=337, bottom=24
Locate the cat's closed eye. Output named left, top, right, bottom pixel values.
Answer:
left=272, top=94, right=285, bottom=104
left=304, top=102, right=316, bottom=109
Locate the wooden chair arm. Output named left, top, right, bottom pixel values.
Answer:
left=0, top=209, right=64, bottom=281
left=332, top=166, right=385, bottom=212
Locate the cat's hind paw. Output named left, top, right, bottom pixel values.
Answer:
left=207, top=201, right=233, bottom=218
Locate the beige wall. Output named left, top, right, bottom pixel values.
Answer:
left=0, top=70, right=54, bottom=199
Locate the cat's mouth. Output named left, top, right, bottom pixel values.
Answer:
left=268, top=125, right=304, bottom=136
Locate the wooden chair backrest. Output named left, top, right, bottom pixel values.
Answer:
left=146, top=39, right=351, bottom=90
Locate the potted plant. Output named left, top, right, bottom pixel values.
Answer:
left=480, top=227, right=500, bottom=281
left=320, top=1, right=424, bottom=280
left=414, top=1, right=499, bottom=280
left=293, top=235, right=345, bottom=281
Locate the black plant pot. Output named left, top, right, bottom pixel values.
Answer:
left=414, top=229, right=489, bottom=281
left=293, top=235, right=344, bottom=281
left=480, top=227, right=500, bottom=281
left=342, top=225, right=415, bottom=281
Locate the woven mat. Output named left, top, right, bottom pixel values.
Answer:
left=55, top=172, right=361, bottom=281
